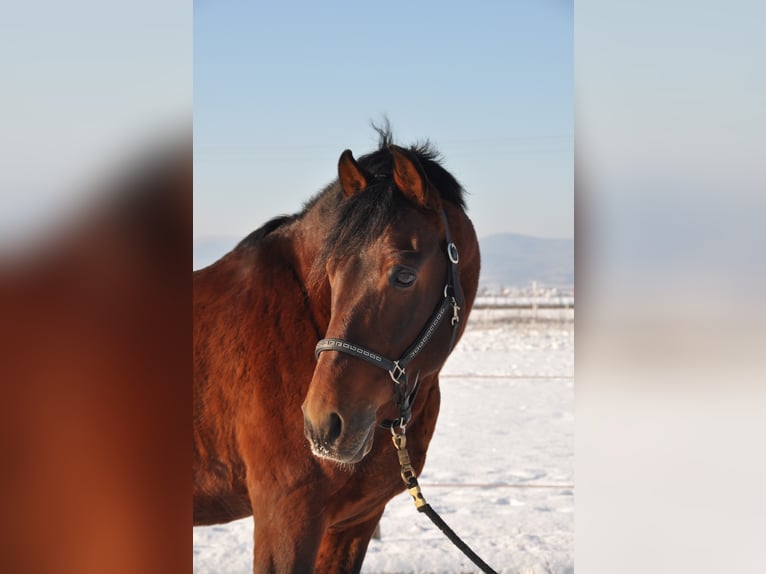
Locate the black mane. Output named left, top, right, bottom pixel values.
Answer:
left=236, top=214, right=296, bottom=249
left=236, top=126, right=466, bottom=282
left=305, top=126, right=466, bottom=288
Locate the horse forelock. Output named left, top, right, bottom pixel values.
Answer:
left=304, top=137, right=466, bottom=291
left=364, top=124, right=467, bottom=210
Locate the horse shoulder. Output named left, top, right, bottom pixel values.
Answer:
left=193, top=233, right=322, bottom=523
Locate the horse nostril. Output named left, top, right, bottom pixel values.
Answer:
left=326, top=412, right=343, bottom=445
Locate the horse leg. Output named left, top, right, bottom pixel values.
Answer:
left=250, top=493, right=327, bottom=573
left=313, top=508, right=385, bottom=574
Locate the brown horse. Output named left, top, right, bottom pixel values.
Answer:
left=193, top=130, right=480, bottom=572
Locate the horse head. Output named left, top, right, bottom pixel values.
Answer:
left=302, top=144, right=467, bottom=465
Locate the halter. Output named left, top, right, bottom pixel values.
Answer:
left=315, top=208, right=463, bottom=430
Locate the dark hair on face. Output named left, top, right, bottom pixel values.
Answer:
left=306, top=125, right=466, bottom=290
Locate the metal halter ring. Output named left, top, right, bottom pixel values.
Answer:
left=390, top=420, right=407, bottom=436
left=447, top=242, right=459, bottom=264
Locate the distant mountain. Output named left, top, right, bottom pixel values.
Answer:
left=478, top=233, right=573, bottom=290
left=194, top=232, right=574, bottom=290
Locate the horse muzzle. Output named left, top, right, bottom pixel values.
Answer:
left=301, top=405, right=376, bottom=465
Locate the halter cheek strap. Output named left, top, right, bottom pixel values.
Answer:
left=314, top=208, right=463, bottom=429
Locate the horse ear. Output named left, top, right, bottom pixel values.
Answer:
left=338, top=149, right=369, bottom=197
left=389, top=145, right=437, bottom=210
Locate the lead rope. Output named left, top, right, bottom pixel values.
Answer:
left=314, top=206, right=495, bottom=570
left=390, top=211, right=496, bottom=572
left=391, top=427, right=499, bottom=574
left=388, top=212, right=496, bottom=573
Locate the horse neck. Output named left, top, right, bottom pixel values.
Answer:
left=288, top=204, right=333, bottom=329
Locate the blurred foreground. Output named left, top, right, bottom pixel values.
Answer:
left=1, top=139, right=192, bottom=574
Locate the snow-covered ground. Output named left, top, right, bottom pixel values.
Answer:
left=193, top=312, right=574, bottom=573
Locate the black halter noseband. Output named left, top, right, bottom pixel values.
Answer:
left=314, top=208, right=463, bottom=430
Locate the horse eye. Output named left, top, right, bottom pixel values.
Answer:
left=392, top=268, right=417, bottom=287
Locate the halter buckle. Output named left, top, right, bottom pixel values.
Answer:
left=389, top=361, right=406, bottom=385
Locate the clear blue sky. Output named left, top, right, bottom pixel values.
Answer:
left=194, top=0, right=572, bottom=241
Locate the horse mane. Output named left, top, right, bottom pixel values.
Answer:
left=233, top=125, right=466, bottom=292
left=236, top=214, right=296, bottom=249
